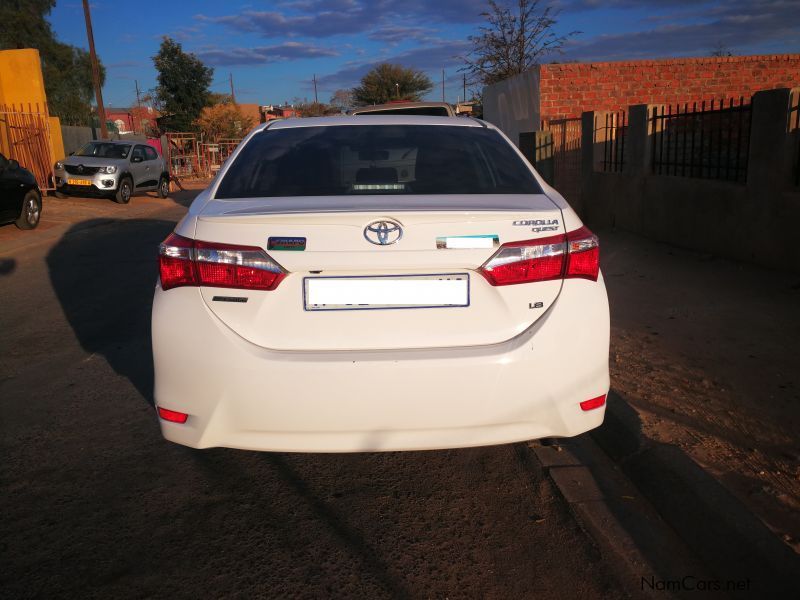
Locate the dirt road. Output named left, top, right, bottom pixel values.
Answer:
left=0, top=193, right=624, bottom=599
left=602, top=231, right=800, bottom=553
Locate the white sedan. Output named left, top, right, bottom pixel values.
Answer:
left=152, top=116, right=609, bottom=452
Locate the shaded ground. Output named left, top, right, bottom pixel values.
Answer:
left=600, top=230, right=800, bottom=553
left=0, top=194, right=624, bottom=599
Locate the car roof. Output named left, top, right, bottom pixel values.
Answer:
left=260, top=115, right=487, bottom=131
left=84, top=139, right=134, bottom=145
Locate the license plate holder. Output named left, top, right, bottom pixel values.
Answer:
left=67, top=178, right=92, bottom=186
left=304, top=273, right=470, bottom=311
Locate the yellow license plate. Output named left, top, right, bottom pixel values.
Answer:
left=67, top=178, right=92, bottom=186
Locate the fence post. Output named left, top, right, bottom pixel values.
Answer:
left=626, top=104, right=655, bottom=174
left=748, top=88, right=792, bottom=190
left=520, top=130, right=554, bottom=185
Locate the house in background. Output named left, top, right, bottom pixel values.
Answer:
left=106, top=105, right=159, bottom=135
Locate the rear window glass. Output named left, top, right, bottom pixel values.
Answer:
left=215, top=125, right=542, bottom=199
left=354, top=107, right=451, bottom=116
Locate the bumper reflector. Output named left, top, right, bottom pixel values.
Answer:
left=580, top=395, right=606, bottom=411
left=157, top=407, right=189, bottom=423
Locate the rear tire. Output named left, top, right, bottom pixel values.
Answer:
left=157, top=176, right=169, bottom=199
left=115, top=177, right=132, bottom=204
left=15, top=190, right=41, bottom=230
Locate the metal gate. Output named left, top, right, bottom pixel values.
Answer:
left=0, top=103, right=54, bottom=191
left=542, top=117, right=582, bottom=207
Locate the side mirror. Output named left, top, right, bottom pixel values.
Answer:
left=68, top=151, right=74, bottom=156
left=131, top=156, right=143, bottom=163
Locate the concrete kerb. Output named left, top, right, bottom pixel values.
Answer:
left=591, top=391, right=800, bottom=596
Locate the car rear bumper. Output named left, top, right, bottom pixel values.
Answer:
left=152, top=277, right=610, bottom=452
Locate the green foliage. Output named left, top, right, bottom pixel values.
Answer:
left=461, top=0, right=578, bottom=86
left=153, top=37, right=214, bottom=132
left=0, top=0, right=104, bottom=125
left=352, top=64, right=433, bottom=106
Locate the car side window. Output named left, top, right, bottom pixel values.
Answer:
left=144, top=146, right=158, bottom=161
left=132, top=146, right=146, bottom=162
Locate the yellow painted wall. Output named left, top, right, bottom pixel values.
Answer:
left=0, top=48, right=64, bottom=178
left=49, top=116, right=64, bottom=161
left=0, top=48, right=48, bottom=109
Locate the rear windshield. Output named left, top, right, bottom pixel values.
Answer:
left=75, top=142, right=130, bottom=159
left=354, top=107, right=451, bottom=116
left=215, top=125, right=542, bottom=199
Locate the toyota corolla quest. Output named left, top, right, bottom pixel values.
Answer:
left=152, top=116, right=610, bottom=452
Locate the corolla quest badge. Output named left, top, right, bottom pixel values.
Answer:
left=364, top=219, right=403, bottom=245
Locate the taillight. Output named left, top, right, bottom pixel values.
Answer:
left=158, top=233, right=286, bottom=291
left=478, top=225, right=599, bottom=286
left=580, top=395, right=606, bottom=411
left=157, top=406, right=189, bottom=423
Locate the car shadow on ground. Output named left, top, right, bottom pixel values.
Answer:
left=46, top=218, right=177, bottom=405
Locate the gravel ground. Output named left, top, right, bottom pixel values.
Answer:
left=0, top=193, right=625, bottom=599
left=600, top=229, right=800, bottom=553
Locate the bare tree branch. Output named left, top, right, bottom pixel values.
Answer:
left=459, top=0, right=579, bottom=87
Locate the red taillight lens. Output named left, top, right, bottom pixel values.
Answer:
left=158, top=233, right=286, bottom=291
left=157, top=406, right=189, bottom=423
left=565, top=226, right=600, bottom=281
left=159, top=233, right=196, bottom=290
left=580, top=395, right=606, bottom=411
left=478, top=226, right=599, bottom=286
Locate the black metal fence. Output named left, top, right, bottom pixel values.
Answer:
left=650, top=98, right=751, bottom=183
left=597, top=111, right=627, bottom=173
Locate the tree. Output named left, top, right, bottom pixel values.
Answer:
left=461, top=0, right=578, bottom=86
left=329, top=89, right=354, bottom=113
left=710, top=42, right=733, bottom=57
left=352, top=64, right=433, bottom=106
left=0, top=0, right=104, bottom=125
left=195, top=101, right=255, bottom=142
left=291, top=99, right=340, bottom=117
left=153, top=37, right=213, bottom=132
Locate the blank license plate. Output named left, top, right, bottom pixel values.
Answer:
left=304, top=274, right=469, bottom=311
left=67, top=178, right=91, bottom=186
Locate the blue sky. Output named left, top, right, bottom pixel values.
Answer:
left=50, top=0, right=800, bottom=109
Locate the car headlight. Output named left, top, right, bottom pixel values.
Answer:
left=99, top=165, right=117, bottom=174
left=55, top=161, right=64, bottom=170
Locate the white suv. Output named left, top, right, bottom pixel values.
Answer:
left=55, top=140, right=170, bottom=203
left=152, top=116, right=610, bottom=452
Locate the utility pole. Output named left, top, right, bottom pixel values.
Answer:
left=134, top=79, right=142, bottom=134
left=463, top=74, right=467, bottom=103
left=82, top=0, right=107, bottom=139
left=313, top=74, right=318, bottom=104
left=441, top=69, right=445, bottom=102
left=229, top=73, right=236, bottom=104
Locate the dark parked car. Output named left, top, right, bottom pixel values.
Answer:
left=0, top=152, right=41, bottom=229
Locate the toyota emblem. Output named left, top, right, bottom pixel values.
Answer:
left=364, top=219, right=403, bottom=246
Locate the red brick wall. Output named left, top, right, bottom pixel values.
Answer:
left=539, top=54, right=800, bottom=121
